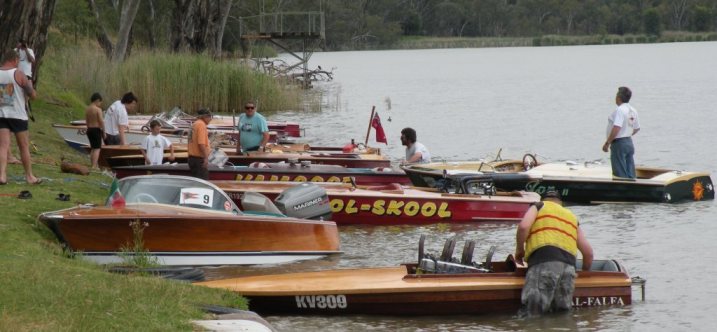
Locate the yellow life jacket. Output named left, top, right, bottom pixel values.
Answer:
left=525, top=201, right=578, bottom=261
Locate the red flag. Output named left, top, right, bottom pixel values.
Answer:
left=371, top=113, right=387, bottom=144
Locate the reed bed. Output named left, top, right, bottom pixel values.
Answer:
left=393, top=32, right=717, bottom=50
left=49, top=44, right=302, bottom=115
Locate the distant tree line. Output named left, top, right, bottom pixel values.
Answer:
left=40, top=0, right=717, bottom=55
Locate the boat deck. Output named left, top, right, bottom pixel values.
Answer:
left=197, top=265, right=631, bottom=296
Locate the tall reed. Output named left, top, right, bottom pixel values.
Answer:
left=50, top=44, right=302, bottom=115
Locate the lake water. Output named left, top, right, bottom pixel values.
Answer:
left=207, top=42, right=717, bottom=331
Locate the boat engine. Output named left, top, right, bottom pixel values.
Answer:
left=417, top=235, right=495, bottom=274
left=274, top=183, right=332, bottom=220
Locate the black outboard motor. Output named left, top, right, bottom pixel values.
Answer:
left=274, top=183, right=332, bottom=220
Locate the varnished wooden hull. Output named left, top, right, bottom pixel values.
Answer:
left=216, top=181, right=540, bottom=225
left=106, top=152, right=391, bottom=169
left=114, top=163, right=410, bottom=186
left=39, top=205, right=340, bottom=266
left=197, top=262, right=632, bottom=316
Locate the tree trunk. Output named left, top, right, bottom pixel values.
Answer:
left=88, top=0, right=114, bottom=58
left=111, top=0, right=141, bottom=62
left=147, top=0, right=157, bottom=49
left=171, top=0, right=233, bottom=56
left=0, top=0, right=57, bottom=86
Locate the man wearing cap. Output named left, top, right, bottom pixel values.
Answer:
left=514, top=191, right=593, bottom=316
left=188, top=109, right=212, bottom=179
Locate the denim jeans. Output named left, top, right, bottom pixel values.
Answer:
left=610, top=137, right=635, bottom=179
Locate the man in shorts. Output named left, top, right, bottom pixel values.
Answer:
left=85, top=92, right=104, bottom=169
left=0, top=49, right=39, bottom=185
left=514, top=191, right=593, bottom=316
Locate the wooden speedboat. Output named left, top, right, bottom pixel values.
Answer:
left=69, top=107, right=302, bottom=137
left=105, top=150, right=392, bottom=169
left=114, top=162, right=410, bottom=186
left=54, top=124, right=297, bottom=154
left=401, top=157, right=530, bottom=187
left=38, top=175, right=340, bottom=266
left=197, top=236, right=636, bottom=315
left=404, top=156, right=714, bottom=203
left=214, top=175, right=540, bottom=225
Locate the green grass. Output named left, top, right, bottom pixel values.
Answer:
left=47, top=36, right=301, bottom=115
left=0, top=44, right=254, bottom=332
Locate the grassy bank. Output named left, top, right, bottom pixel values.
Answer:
left=392, top=31, right=717, bottom=49
left=0, top=48, right=262, bottom=332
left=47, top=36, right=301, bottom=115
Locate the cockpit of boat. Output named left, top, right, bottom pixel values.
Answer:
left=115, top=175, right=241, bottom=214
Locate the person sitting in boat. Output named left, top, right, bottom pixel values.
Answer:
left=514, top=190, right=593, bottom=316
left=236, top=101, right=269, bottom=154
left=400, top=127, right=431, bottom=164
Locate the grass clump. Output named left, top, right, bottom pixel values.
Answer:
left=47, top=41, right=301, bottom=115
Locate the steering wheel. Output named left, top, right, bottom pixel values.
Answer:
left=133, top=193, right=158, bottom=203
left=522, top=153, right=538, bottom=171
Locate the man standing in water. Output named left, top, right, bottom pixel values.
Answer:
left=515, top=191, right=593, bottom=316
left=602, top=86, right=640, bottom=178
left=85, top=92, right=104, bottom=169
left=235, top=101, right=269, bottom=154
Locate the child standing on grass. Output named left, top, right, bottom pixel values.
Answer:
left=140, top=120, right=175, bottom=165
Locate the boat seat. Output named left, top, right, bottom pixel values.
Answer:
left=241, top=191, right=284, bottom=215
left=576, top=259, right=620, bottom=272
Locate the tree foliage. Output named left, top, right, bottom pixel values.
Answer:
left=48, top=0, right=717, bottom=53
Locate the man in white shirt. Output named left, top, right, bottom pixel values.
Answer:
left=602, top=86, right=640, bottom=179
left=14, top=39, right=35, bottom=80
left=103, top=92, right=137, bottom=145
left=400, top=127, right=431, bottom=164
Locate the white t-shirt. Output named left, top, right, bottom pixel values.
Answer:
left=606, top=103, right=640, bottom=139
left=14, top=48, right=34, bottom=77
left=141, top=134, right=172, bottom=165
left=104, top=100, right=129, bottom=135
left=0, top=68, right=27, bottom=120
left=405, top=142, right=431, bottom=163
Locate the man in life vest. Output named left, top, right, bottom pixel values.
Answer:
left=514, top=190, right=593, bottom=316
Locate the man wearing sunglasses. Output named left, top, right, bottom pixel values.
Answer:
left=235, top=101, right=269, bottom=154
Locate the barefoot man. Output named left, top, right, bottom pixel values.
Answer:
left=85, top=92, right=104, bottom=169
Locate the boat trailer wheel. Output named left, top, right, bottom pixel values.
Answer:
left=523, top=154, right=538, bottom=171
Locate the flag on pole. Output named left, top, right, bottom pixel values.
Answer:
left=371, top=112, right=388, bottom=144
left=106, top=177, right=125, bottom=209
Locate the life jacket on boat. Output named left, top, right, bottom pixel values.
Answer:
left=525, top=201, right=578, bottom=261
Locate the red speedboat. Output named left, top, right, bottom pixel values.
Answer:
left=215, top=175, right=540, bottom=225
left=114, top=162, right=409, bottom=186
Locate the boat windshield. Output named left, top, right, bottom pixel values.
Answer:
left=115, top=176, right=240, bottom=213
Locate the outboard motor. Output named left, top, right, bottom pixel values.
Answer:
left=274, top=183, right=332, bottom=220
